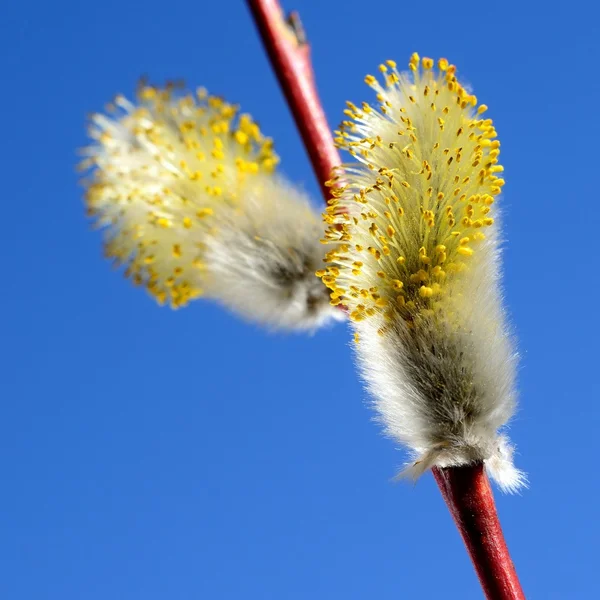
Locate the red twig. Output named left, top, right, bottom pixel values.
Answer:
left=247, top=1, right=524, bottom=598
left=246, top=0, right=341, bottom=202
left=433, top=464, right=525, bottom=600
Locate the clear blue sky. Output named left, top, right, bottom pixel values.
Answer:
left=1, top=1, right=598, bottom=598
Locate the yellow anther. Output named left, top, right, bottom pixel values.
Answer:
left=432, top=266, right=446, bottom=278
left=415, top=269, right=429, bottom=282
left=234, top=130, right=249, bottom=145
left=139, top=87, right=157, bottom=100
left=196, top=208, right=214, bottom=218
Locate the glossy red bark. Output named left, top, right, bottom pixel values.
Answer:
left=246, top=0, right=342, bottom=203
left=433, top=464, right=525, bottom=600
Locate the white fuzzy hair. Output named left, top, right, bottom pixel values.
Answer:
left=205, top=176, right=345, bottom=331
left=354, top=224, right=525, bottom=492
left=320, top=55, right=526, bottom=491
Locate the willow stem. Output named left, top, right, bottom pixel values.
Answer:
left=246, top=0, right=342, bottom=202
left=247, top=1, right=524, bottom=597
left=433, top=464, right=525, bottom=599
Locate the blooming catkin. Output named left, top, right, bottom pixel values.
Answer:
left=81, top=84, right=341, bottom=331
left=319, top=55, right=525, bottom=491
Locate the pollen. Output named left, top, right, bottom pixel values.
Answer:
left=82, top=83, right=279, bottom=309
left=318, top=54, right=505, bottom=322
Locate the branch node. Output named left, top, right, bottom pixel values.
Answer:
left=286, top=11, right=307, bottom=45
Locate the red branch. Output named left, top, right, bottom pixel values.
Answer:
left=246, top=0, right=341, bottom=202
left=433, top=464, right=525, bottom=600
left=247, top=1, right=524, bottom=598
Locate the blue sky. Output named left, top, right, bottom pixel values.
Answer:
left=1, top=0, right=598, bottom=598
